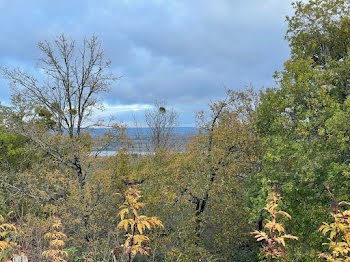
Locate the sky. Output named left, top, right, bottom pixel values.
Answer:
left=0, top=0, right=296, bottom=126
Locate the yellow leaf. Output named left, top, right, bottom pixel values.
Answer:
left=137, top=223, right=143, bottom=234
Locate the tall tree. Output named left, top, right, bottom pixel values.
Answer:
left=1, top=34, right=120, bottom=188
left=141, top=89, right=262, bottom=261
left=286, top=0, right=349, bottom=65
left=256, top=0, right=350, bottom=260
left=144, top=100, right=178, bottom=152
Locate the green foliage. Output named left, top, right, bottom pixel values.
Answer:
left=0, top=123, right=36, bottom=175
left=286, top=0, right=349, bottom=64
left=255, top=0, right=350, bottom=260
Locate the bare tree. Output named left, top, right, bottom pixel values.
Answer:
left=131, top=113, right=147, bottom=154
left=144, top=100, right=178, bottom=152
left=1, top=34, right=120, bottom=188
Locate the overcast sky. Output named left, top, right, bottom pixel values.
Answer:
left=0, top=0, right=296, bottom=126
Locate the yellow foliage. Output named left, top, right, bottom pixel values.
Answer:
left=251, top=192, right=298, bottom=261
left=42, top=217, right=68, bottom=262
left=117, top=186, right=163, bottom=261
left=0, top=214, right=20, bottom=261
left=318, top=201, right=350, bottom=261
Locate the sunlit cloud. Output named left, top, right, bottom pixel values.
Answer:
left=94, top=103, right=152, bottom=120
left=101, top=103, right=152, bottom=115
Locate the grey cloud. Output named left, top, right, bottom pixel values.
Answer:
left=0, top=0, right=295, bottom=124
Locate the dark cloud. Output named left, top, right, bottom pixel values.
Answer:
left=0, top=0, right=295, bottom=125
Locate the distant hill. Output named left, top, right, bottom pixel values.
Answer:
left=89, top=127, right=198, bottom=153
left=88, top=127, right=198, bottom=138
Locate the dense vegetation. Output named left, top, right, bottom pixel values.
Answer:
left=0, top=0, right=349, bottom=261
